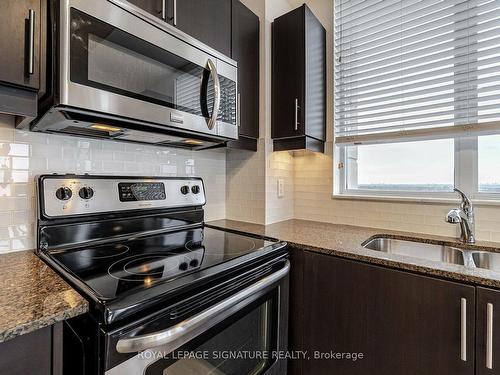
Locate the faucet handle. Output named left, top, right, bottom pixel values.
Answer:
left=453, top=188, right=473, bottom=213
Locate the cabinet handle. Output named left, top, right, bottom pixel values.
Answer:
left=461, top=297, right=467, bottom=361
left=173, top=0, right=177, bottom=26
left=28, top=9, right=35, bottom=75
left=161, top=0, right=166, bottom=20
left=487, top=303, right=494, bottom=369
left=237, top=93, right=241, bottom=128
left=294, top=98, right=299, bottom=131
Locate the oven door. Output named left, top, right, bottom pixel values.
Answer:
left=106, top=261, right=289, bottom=375
left=59, top=0, right=237, bottom=138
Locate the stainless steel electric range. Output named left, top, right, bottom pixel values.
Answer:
left=36, top=174, right=289, bottom=375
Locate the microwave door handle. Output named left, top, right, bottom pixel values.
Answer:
left=116, top=260, right=290, bottom=354
left=206, top=59, right=221, bottom=131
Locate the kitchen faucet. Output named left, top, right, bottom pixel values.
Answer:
left=445, top=188, right=475, bottom=244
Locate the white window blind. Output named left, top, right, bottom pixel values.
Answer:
left=334, top=0, right=500, bottom=145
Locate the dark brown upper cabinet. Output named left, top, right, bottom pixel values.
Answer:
left=0, top=0, right=43, bottom=125
left=127, top=0, right=232, bottom=57
left=228, top=0, right=260, bottom=151
left=272, top=5, right=326, bottom=152
left=174, top=0, right=232, bottom=57
left=125, top=0, right=164, bottom=20
left=0, top=0, right=41, bottom=90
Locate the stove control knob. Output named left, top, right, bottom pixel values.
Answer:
left=179, top=262, right=188, bottom=271
left=55, top=187, right=72, bottom=201
left=191, top=185, right=200, bottom=194
left=79, top=187, right=94, bottom=200
left=180, top=185, right=190, bottom=195
left=189, top=259, right=199, bottom=268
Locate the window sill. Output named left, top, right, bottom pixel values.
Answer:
left=332, top=193, right=500, bottom=206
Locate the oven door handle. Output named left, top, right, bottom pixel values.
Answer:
left=116, top=260, right=290, bottom=354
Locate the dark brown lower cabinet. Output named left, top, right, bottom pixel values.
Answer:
left=0, top=323, right=62, bottom=375
left=477, top=287, right=500, bottom=374
left=292, top=251, right=475, bottom=375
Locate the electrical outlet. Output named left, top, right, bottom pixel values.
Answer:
left=278, top=179, right=285, bottom=198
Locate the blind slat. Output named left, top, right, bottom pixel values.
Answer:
left=337, top=55, right=500, bottom=91
left=336, top=38, right=500, bottom=83
left=337, top=65, right=500, bottom=103
left=336, top=0, right=473, bottom=43
left=336, top=31, right=500, bottom=75
left=335, top=95, right=500, bottom=123
left=338, top=16, right=500, bottom=66
left=336, top=86, right=500, bottom=114
left=335, top=121, right=500, bottom=146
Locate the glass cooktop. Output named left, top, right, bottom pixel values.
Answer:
left=50, top=227, right=276, bottom=301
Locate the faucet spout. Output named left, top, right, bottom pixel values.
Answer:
left=445, top=189, right=475, bottom=244
left=446, top=209, right=475, bottom=244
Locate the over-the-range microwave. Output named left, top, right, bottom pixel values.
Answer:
left=32, top=0, right=238, bottom=150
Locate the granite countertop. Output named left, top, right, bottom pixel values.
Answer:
left=208, top=219, right=500, bottom=289
left=0, top=250, right=88, bottom=343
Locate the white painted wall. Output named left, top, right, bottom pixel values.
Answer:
left=226, top=0, right=295, bottom=225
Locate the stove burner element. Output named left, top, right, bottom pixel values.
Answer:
left=185, top=236, right=256, bottom=255
left=108, top=254, right=191, bottom=282
left=78, top=244, right=130, bottom=259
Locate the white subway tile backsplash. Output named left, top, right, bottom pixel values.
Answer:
left=293, top=149, right=500, bottom=242
left=0, top=114, right=226, bottom=253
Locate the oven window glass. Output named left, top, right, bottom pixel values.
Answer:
left=69, top=8, right=236, bottom=125
left=145, top=294, right=277, bottom=375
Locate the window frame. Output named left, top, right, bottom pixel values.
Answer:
left=333, top=0, right=500, bottom=203
left=334, top=136, right=500, bottom=203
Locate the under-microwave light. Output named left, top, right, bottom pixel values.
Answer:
left=91, top=124, right=122, bottom=133
left=184, top=139, right=204, bottom=145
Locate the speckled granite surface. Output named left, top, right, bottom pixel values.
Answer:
left=0, top=250, right=88, bottom=343
left=208, top=219, right=500, bottom=289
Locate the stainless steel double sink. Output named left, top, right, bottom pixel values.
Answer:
left=362, top=236, right=500, bottom=272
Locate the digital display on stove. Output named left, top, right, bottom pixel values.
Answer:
left=118, top=182, right=166, bottom=202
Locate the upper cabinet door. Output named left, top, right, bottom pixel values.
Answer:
left=126, top=0, right=165, bottom=20
left=476, top=288, right=500, bottom=375
left=303, top=252, right=475, bottom=375
left=232, top=0, right=259, bottom=139
left=175, top=0, right=231, bottom=57
left=272, top=6, right=304, bottom=139
left=0, top=0, right=41, bottom=90
left=271, top=5, right=325, bottom=152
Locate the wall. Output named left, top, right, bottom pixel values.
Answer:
left=226, top=0, right=295, bottom=225
left=291, top=0, right=500, bottom=242
left=226, top=0, right=267, bottom=225
left=294, top=150, right=500, bottom=241
left=263, top=1, right=295, bottom=224
left=0, top=114, right=226, bottom=254
left=5, top=0, right=499, bottom=255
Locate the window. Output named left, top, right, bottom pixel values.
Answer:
left=478, top=135, right=500, bottom=193
left=345, top=139, right=455, bottom=192
left=334, top=0, right=500, bottom=200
